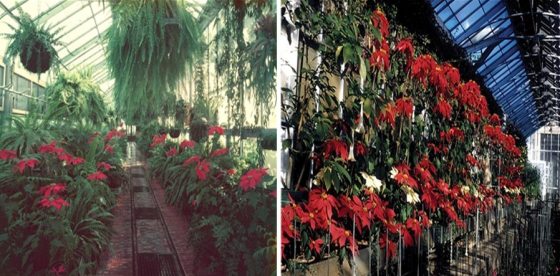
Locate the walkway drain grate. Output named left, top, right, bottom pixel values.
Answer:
left=135, top=208, right=159, bottom=220
left=133, top=186, right=150, bottom=193
left=137, top=253, right=181, bottom=276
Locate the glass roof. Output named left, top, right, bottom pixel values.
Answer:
left=430, top=0, right=541, bottom=137
left=0, top=0, right=209, bottom=96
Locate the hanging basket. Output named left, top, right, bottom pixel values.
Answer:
left=190, top=120, right=208, bottom=142
left=169, top=128, right=181, bottom=138
left=19, top=39, right=53, bottom=73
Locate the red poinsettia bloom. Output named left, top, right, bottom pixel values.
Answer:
left=0, top=149, right=17, bottom=160
left=393, top=164, right=418, bottom=190
left=309, top=238, right=324, bottom=254
left=179, top=140, right=196, bottom=149
left=208, top=125, right=225, bottom=136
left=87, top=171, right=107, bottom=181
left=323, top=139, right=349, bottom=161
left=38, top=141, right=64, bottom=155
left=376, top=102, right=397, bottom=127
left=396, top=38, right=414, bottom=59
left=489, top=114, right=501, bottom=125
left=379, top=234, right=397, bottom=258
left=354, top=141, right=367, bottom=157
left=371, top=9, right=389, bottom=38
left=39, top=197, right=69, bottom=211
left=370, top=39, right=390, bottom=71
left=330, top=224, right=357, bottom=254
left=434, top=99, right=452, bottom=119
left=105, top=129, right=125, bottom=142
left=195, top=159, right=211, bottom=181
left=97, top=162, right=112, bottom=171
left=166, top=147, right=178, bottom=157
left=104, top=144, right=114, bottom=154
left=39, top=183, right=66, bottom=197
left=51, top=264, right=65, bottom=276
left=150, top=134, right=167, bottom=148
left=68, top=156, right=85, bottom=166
left=466, top=154, right=478, bottom=167
left=14, top=159, right=39, bottom=174
left=410, top=55, right=436, bottom=85
left=183, top=155, right=201, bottom=166
left=443, top=63, right=461, bottom=88
left=406, top=217, right=422, bottom=239
left=210, top=147, right=229, bottom=157
left=239, top=168, right=268, bottom=191
left=395, top=97, right=414, bottom=118
left=308, top=188, right=338, bottom=220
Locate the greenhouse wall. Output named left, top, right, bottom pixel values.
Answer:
left=527, top=126, right=560, bottom=199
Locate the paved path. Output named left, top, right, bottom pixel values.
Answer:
left=98, top=143, right=192, bottom=276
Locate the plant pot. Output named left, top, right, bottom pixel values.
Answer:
left=127, top=135, right=136, bottom=142
left=20, top=39, right=52, bottom=73
left=158, top=128, right=168, bottom=135
left=190, top=122, right=208, bottom=142
left=169, top=128, right=181, bottom=138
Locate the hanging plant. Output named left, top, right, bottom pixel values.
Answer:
left=107, top=0, right=201, bottom=124
left=3, top=11, right=61, bottom=74
left=45, top=70, right=107, bottom=126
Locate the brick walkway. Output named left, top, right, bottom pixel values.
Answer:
left=98, top=143, right=193, bottom=276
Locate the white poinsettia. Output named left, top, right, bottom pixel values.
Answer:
left=504, top=187, right=521, bottom=195
left=389, top=167, right=398, bottom=179
left=460, top=185, right=470, bottom=195
left=360, top=172, right=383, bottom=191
left=400, top=185, right=420, bottom=204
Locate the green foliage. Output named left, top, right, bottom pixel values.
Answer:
left=0, top=115, right=51, bottom=155
left=45, top=70, right=107, bottom=126
left=523, top=163, right=541, bottom=199
left=2, top=10, right=62, bottom=75
left=107, top=0, right=201, bottom=123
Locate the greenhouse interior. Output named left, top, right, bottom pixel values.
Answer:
left=0, top=0, right=276, bottom=275
left=280, top=0, right=560, bottom=275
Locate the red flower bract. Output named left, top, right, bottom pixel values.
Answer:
left=166, top=147, right=178, bottom=157
left=434, top=99, right=452, bottom=120
left=179, top=140, right=196, bottom=149
left=0, top=149, right=17, bottom=160
left=14, top=159, right=38, bottom=174
left=396, top=38, right=414, bottom=59
left=87, top=171, right=108, bottom=181
left=239, top=168, right=268, bottom=191
left=369, top=39, right=390, bottom=71
left=210, top=147, right=229, bottom=157
left=105, top=129, right=125, bottom=142
left=395, top=97, right=414, bottom=118
left=39, top=183, right=66, bottom=197
left=39, top=197, right=69, bottom=211
left=104, top=144, right=114, bottom=154
left=150, top=134, right=167, bottom=148
left=97, top=162, right=112, bottom=171
left=183, top=155, right=201, bottom=166
left=371, top=9, right=389, bottom=38
left=195, top=159, right=211, bottom=180
left=208, top=125, right=225, bottom=136
left=38, top=141, right=64, bottom=155
left=324, top=139, right=349, bottom=161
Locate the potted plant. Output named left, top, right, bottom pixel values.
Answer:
left=170, top=99, right=187, bottom=138
left=3, top=11, right=61, bottom=74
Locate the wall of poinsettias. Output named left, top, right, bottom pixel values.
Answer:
left=281, top=0, right=531, bottom=270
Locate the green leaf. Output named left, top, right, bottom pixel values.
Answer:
left=359, top=57, right=367, bottom=82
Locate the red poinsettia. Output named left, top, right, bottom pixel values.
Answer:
left=150, top=134, right=167, bottom=148
left=379, top=234, right=397, bottom=258
left=376, top=102, right=397, bottom=127
left=195, top=159, right=211, bottom=181
left=14, top=159, right=39, bottom=174
left=354, top=141, right=367, bottom=157
left=97, top=162, right=112, bottom=171
left=429, top=65, right=448, bottom=94
left=330, top=224, right=357, bottom=254
left=239, top=167, right=268, bottom=191
left=443, top=63, right=461, bottom=88
left=434, top=99, right=452, bottom=119
left=406, top=217, right=422, bottom=239
left=210, top=147, right=229, bottom=158
left=323, top=139, right=349, bottom=161
left=466, top=154, right=478, bottom=167
left=39, top=183, right=66, bottom=197
left=166, top=147, right=178, bottom=157
left=38, top=141, right=64, bottom=155
left=39, top=197, right=69, bottom=211
left=208, top=125, right=225, bottom=136
left=0, top=149, right=17, bottom=160
left=370, top=39, right=390, bottom=71
left=396, top=38, right=414, bottom=59
left=395, top=97, right=414, bottom=118
left=183, top=155, right=201, bottom=167
left=104, top=144, right=114, bottom=154
left=370, top=9, right=389, bottom=38
left=410, top=55, right=436, bottom=85
left=51, top=264, right=65, bottom=276
left=105, top=129, right=125, bottom=142
left=309, top=238, right=324, bottom=254
left=179, top=140, right=196, bottom=149
left=68, top=156, right=85, bottom=166
left=88, top=171, right=108, bottom=181
left=392, top=164, right=418, bottom=190
left=308, top=188, right=338, bottom=220
left=489, top=114, right=501, bottom=125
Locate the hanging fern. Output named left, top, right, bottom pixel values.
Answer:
left=106, top=0, right=201, bottom=124
left=45, top=70, right=107, bottom=126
